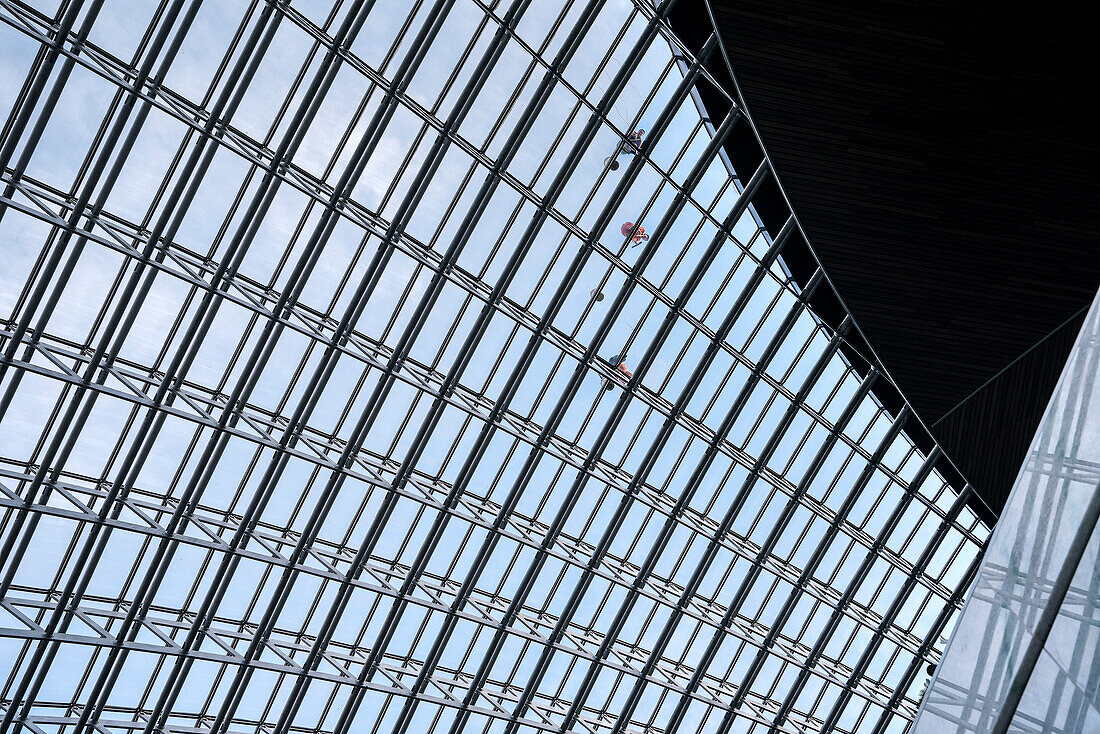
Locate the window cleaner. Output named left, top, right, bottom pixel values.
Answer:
left=602, top=352, right=633, bottom=390
left=621, top=221, right=649, bottom=246
left=604, top=129, right=644, bottom=170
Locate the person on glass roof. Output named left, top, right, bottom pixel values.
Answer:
left=604, top=129, right=644, bottom=170
left=602, top=352, right=633, bottom=390
left=621, top=221, right=649, bottom=246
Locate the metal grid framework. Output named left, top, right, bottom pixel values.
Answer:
left=0, top=1, right=988, bottom=733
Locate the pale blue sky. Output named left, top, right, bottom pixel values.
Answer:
left=0, top=1, right=987, bottom=732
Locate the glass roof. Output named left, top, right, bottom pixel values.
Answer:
left=0, top=1, right=988, bottom=733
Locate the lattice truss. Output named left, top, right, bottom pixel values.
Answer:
left=0, top=0, right=989, bottom=733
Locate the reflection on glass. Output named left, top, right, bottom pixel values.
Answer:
left=914, top=288, right=1100, bottom=734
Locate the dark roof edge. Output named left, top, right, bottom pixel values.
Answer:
left=665, top=0, right=997, bottom=526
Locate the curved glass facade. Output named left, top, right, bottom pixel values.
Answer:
left=0, top=1, right=987, bottom=732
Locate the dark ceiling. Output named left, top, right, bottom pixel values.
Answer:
left=667, top=0, right=1100, bottom=521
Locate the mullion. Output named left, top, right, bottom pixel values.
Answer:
left=265, top=191, right=329, bottom=296
left=651, top=201, right=711, bottom=295
left=262, top=2, right=642, bottom=732
left=4, top=325, right=729, bottom=538
left=24, top=2, right=388, bottom=728
left=334, top=11, right=695, bottom=734
left=424, top=2, right=497, bottom=116
left=0, top=0, right=283, bottom=594
left=0, top=0, right=104, bottom=198
left=661, top=117, right=711, bottom=191
left=651, top=429, right=702, bottom=502
left=523, top=79, right=588, bottom=195
left=194, top=0, right=269, bottom=111
left=475, top=0, right=728, bottom=149
left=693, top=346, right=742, bottom=423
left=216, top=441, right=274, bottom=541
left=740, top=282, right=791, bottom=359
left=478, top=319, right=526, bottom=396
left=316, top=81, right=381, bottom=203
left=609, top=115, right=706, bottom=269
left=652, top=353, right=878, bottom=734
left=0, top=0, right=998, bottom=729
left=0, top=473, right=796, bottom=673
left=584, top=265, right=828, bottom=734
left=616, top=406, right=663, bottom=476
left=577, top=2, right=639, bottom=104
left=319, top=224, right=376, bottom=322
left=769, top=448, right=948, bottom=728
left=869, top=546, right=985, bottom=734
left=117, top=2, right=468, bottom=722
left=4, top=0, right=585, bottom=280
left=0, top=0, right=238, bottom=723
left=5, top=7, right=796, bottom=345
left=0, top=235, right=827, bottom=517
left=0, top=508, right=858, bottom=708
left=1, top=208, right=65, bottom=327
left=0, top=0, right=195, bottom=421
left=375, top=0, right=432, bottom=76
left=694, top=233, right=752, bottom=324
left=714, top=415, right=913, bottom=733
left=0, top=4, right=72, bottom=161
left=702, top=169, right=739, bottom=216
left=427, top=289, right=479, bottom=372
left=422, top=158, right=483, bottom=256
left=470, top=45, right=543, bottom=155
left=567, top=362, right=616, bottom=442
left=771, top=317, right=821, bottom=390
left=519, top=229, right=573, bottom=312
left=257, top=7, right=337, bottom=155
left=470, top=194, right=528, bottom=284
left=377, top=120, right=436, bottom=216
left=0, top=184, right=836, bottom=477
left=569, top=56, right=675, bottom=236
left=8, top=342, right=77, bottom=486
left=410, top=26, right=714, bottom=734
left=384, top=383, right=432, bottom=460
left=444, top=70, right=731, bottom=734
left=68, top=88, right=137, bottom=230
left=377, top=258, right=429, bottom=344
left=421, top=3, right=728, bottom=246
left=525, top=346, right=576, bottom=426
left=772, top=408, right=820, bottom=480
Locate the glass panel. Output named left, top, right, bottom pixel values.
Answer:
left=914, top=287, right=1100, bottom=734
left=0, top=3, right=987, bottom=733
